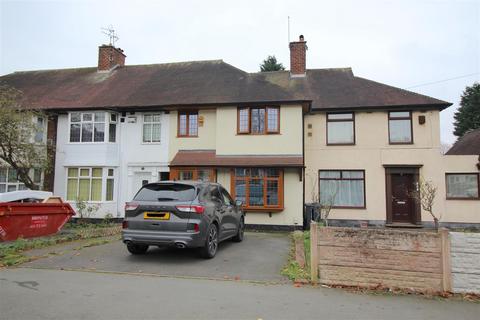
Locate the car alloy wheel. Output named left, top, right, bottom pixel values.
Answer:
left=207, top=225, right=218, bottom=256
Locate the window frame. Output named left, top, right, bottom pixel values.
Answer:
left=388, top=111, right=413, bottom=145
left=169, top=167, right=216, bottom=182
left=0, top=167, right=40, bottom=194
left=318, top=169, right=366, bottom=209
left=236, top=106, right=280, bottom=135
left=445, top=173, right=480, bottom=200
left=326, top=112, right=355, bottom=145
left=230, top=168, right=284, bottom=212
left=68, top=112, right=117, bottom=144
left=65, top=167, right=115, bottom=203
left=34, top=116, right=46, bottom=143
left=177, top=111, right=199, bottom=137
left=142, top=113, right=162, bottom=143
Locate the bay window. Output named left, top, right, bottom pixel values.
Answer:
left=66, top=167, right=115, bottom=202
left=327, top=113, right=355, bottom=145
left=237, top=107, right=280, bottom=134
left=69, top=112, right=117, bottom=143
left=319, top=170, right=365, bottom=208
left=446, top=173, right=479, bottom=199
left=231, top=168, right=283, bottom=210
left=389, top=111, right=413, bottom=144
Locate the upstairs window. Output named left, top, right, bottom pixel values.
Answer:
left=389, top=111, right=413, bottom=144
left=327, top=113, right=355, bottom=145
left=34, top=117, right=45, bottom=143
left=109, top=113, right=117, bottom=143
left=178, top=112, right=198, bottom=137
left=143, top=114, right=161, bottom=143
left=237, top=107, right=280, bottom=134
left=69, top=112, right=116, bottom=143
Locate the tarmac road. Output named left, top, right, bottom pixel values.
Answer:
left=1, top=267, right=479, bottom=320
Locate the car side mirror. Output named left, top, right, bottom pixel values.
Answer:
left=235, top=200, right=243, bottom=207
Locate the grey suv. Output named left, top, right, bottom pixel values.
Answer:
left=122, top=181, right=245, bottom=259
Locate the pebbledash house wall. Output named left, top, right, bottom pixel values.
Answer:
left=304, top=109, right=480, bottom=226
left=168, top=105, right=304, bottom=227
left=53, top=111, right=169, bottom=218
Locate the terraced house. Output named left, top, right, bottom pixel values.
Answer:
left=1, top=36, right=478, bottom=229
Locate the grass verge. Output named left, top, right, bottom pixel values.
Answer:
left=281, top=231, right=310, bottom=282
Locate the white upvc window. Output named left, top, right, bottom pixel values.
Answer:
left=143, top=114, right=162, bottom=143
left=69, top=112, right=117, bottom=143
left=0, top=168, right=43, bottom=193
left=66, top=167, right=115, bottom=202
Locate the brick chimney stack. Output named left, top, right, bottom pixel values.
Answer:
left=289, top=35, right=307, bottom=76
left=98, top=45, right=126, bottom=71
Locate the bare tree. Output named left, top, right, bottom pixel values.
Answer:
left=0, top=84, right=49, bottom=190
left=307, top=172, right=338, bottom=226
left=319, top=185, right=338, bottom=227
left=410, top=178, right=441, bottom=230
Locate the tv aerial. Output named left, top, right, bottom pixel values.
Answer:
left=101, top=25, right=119, bottom=46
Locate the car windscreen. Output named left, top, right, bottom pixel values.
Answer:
left=134, top=184, right=196, bottom=201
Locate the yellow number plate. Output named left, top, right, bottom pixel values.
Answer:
left=143, top=212, right=170, bottom=220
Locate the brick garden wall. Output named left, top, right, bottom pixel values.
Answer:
left=310, top=226, right=450, bottom=292
left=451, top=232, right=480, bottom=294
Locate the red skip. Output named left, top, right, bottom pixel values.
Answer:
left=0, top=200, right=75, bottom=241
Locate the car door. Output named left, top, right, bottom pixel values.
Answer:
left=208, top=185, right=229, bottom=239
left=219, top=186, right=239, bottom=236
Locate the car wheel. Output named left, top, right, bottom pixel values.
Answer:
left=232, top=217, right=245, bottom=242
left=126, top=243, right=149, bottom=255
left=200, top=223, right=218, bottom=259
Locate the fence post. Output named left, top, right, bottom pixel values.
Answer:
left=310, top=221, right=318, bottom=284
left=440, top=228, right=452, bottom=292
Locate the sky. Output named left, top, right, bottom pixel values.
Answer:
left=1, top=0, right=479, bottom=144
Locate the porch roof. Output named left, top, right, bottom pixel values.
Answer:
left=170, top=150, right=304, bottom=168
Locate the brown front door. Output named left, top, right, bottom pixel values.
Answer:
left=385, top=166, right=421, bottom=225
left=391, top=173, right=415, bottom=223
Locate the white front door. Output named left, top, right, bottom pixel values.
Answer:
left=132, top=172, right=152, bottom=199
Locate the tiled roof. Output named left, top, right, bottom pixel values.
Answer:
left=0, top=60, right=301, bottom=110
left=255, top=69, right=451, bottom=111
left=0, top=60, right=451, bottom=111
left=446, top=129, right=480, bottom=155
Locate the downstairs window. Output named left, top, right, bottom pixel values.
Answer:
left=231, top=168, right=283, bottom=210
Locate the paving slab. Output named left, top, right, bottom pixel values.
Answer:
left=22, top=232, right=290, bottom=282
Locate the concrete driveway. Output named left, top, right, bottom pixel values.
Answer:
left=22, top=232, right=290, bottom=283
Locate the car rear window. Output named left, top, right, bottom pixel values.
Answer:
left=134, top=183, right=197, bottom=201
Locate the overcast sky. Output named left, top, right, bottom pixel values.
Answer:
left=1, top=0, right=479, bottom=144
